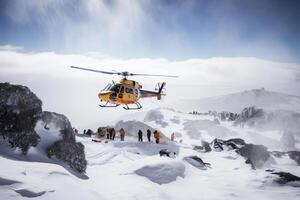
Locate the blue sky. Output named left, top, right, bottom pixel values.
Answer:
left=1, top=0, right=300, bottom=62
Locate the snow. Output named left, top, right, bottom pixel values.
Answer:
left=178, top=88, right=300, bottom=113
left=1, top=107, right=300, bottom=199
left=135, top=162, right=185, bottom=184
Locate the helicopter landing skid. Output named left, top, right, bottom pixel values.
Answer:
left=99, top=102, right=120, bottom=108
left=123, top=102, right=142, bottom=110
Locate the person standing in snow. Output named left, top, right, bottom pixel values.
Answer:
left=147, top=129, right=151, bottom=142
left=120, top=128, right=125, bottom=141
left=106, top=128, right=110, bottom=139
left=109, top=128, right=113, bottom=140
left=153, top=130, right=160, bottom=144
left=138, top=129, right=143, bottom=142
left=171, top=132, right=175, bottom=141
left=111, top=128, right=116, bottom=140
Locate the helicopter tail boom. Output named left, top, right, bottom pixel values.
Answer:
left=140, top=82, right=166, bottom=100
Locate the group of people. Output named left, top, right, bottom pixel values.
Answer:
left=92, top=127, right=176, bottom=144
left=103, top=128, right=167, bottom=144
left=138, top=129, right=161, bottom=144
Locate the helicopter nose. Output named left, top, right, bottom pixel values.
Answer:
left=98, top=91, right=112, bottom=102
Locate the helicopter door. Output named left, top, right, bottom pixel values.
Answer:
left=118, top=86, right=124, bottom=98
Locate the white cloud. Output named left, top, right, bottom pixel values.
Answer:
left=1, top=50, right=299, bottom=129
left=0, top=44, right=24, bottom=51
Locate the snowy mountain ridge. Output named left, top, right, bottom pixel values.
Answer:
left=179, top=88, right=300, bottom=113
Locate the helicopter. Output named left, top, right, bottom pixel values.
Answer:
left=70, top=66, right=178, bottom=110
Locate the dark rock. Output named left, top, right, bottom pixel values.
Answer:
left=0, top=177, right=21, bottom=186
left=14, top=189, right=46, bottom=198
left=183, top=156, right=211, bottom=170
left=47, top=140, right=87, bottom=173
left=0, top=82, right=42, bottom=154
left=271, top=172, right=300, bottom=184
left=41, top=111, right=75, bottom=142
left=237, top=144, right=270, bottom=169
left=287, top=151, right=300, bottom=165
left=0, top=83, right=87, bottom=174
left=96, top=127, right=109, bottom=138
left=211, top=138, right=224, bottom=151
left=159, top=149, right=176, bottom=158
left=43, top=112, right=87, bottom=173
left=225, top=138, right=246, bottom=146
left=193, top=140, right=212, bottom=153
left=202, top=140, right=212, bottom=152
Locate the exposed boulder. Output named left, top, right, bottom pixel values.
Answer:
left=159, top=149, right=176, bottom=158
left=211, top=138, right=224, bottom=151
left=237, top=144, right=270, bottom=169
left=96, top=127, right=109, bottom=138
left=183, top=156, right=211, bottom=170
left=224, top=138, right=246, bottom=150
left=193, top=140, right=212, bottom=153
left=0, top=83, right=87, bottom=174
left=41, top=112, right=87, bottom=173
left=271, top=172, right=300, bottom=185
left=0, top=82, right=42, bottom=154
left=47, top=140, right=86, bottom=173
left=202, top=140, right=212, bottom=152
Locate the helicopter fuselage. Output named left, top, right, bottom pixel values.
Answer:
left=98, top=79, right=141, bottom=105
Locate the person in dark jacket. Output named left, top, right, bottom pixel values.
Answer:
left=138, top=129, right=143, bottom=142
left=147, top=129, right=151, bottom=142
left=109, top=128, right=113, bottom=140
left=106, top=128, right=110, bottom=139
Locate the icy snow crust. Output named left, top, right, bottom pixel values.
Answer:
left=0, top=108, right=300, bottom=199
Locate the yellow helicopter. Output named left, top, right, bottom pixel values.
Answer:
left=70, top=66, right=178, bottom=110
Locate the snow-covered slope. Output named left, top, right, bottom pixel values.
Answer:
left=1, top=108, right=300, bottom=200
left=178, top=88, right=300, bottom=113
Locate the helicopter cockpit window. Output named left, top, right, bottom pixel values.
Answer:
left=125, top=88, right=134, bottom=94
left=110, top=84, right=120, bottom=93
left=102, top=83, right=113, bottom=91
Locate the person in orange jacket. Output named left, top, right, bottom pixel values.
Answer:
left=119, top=128, right=125, bottom=141
left=153, top=130, right=160, bottom=144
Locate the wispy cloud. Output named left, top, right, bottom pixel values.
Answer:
left=1, top=49, right=300, bottom=128
left=0, top=44, right=24, bottom=51
left=2, top=0, right=299, bottom=61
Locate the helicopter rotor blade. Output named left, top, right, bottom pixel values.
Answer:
left=129, top=73, right=178, bottom=78
left=70, top=66, right=117, bottom=75
left=70, top=66, right=178, bottom=78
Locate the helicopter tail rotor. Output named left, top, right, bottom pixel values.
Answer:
left=156, top=82, right=166, bottom=100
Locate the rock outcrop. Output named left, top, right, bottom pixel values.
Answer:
left=41, top=112, right=87, bottom=173
left=0, top=83, right=87, bottom=173
left=0, top=83, right=42, bottom=153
